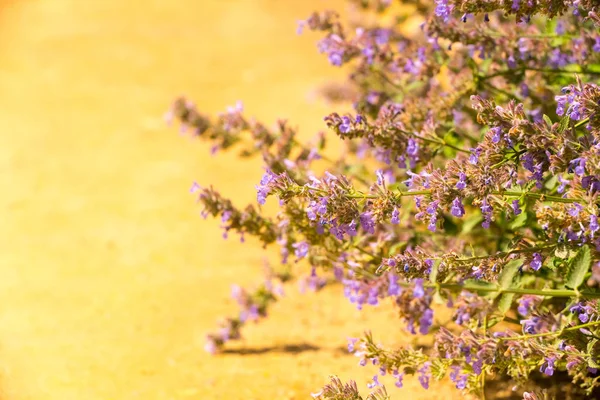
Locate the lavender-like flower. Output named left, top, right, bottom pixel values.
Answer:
left=530, top=253, right=543, bottom=271
left=451, top=197, right=465, bottom=218
left=293, top=241, right=310, bottom=259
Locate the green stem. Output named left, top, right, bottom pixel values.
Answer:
left=405, top=130, right=470, bottom=154
left=393, top=280, right=600, bottom=299
left=304, top=186, right=583, bottom=204
left=491, top=191, right=581, bottom=204
left=575, top=117, right=590, bottom=129
left=485, top=32, right=577, bottom=40
left=497, top=320, right=600, bottom=341
left=450, top=245, right=555, bottom=262
left=481, top=67, right=600, bottom=81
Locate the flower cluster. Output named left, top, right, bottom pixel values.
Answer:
left=168, top=0, right=600, bottom=398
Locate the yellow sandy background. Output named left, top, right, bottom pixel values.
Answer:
left=0, top=1, right=461, bottom=399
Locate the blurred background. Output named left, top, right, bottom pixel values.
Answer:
left=0, top=1, right=454, bottom=399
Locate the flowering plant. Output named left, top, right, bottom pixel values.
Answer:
left=167, top=0, right=600, bottom=398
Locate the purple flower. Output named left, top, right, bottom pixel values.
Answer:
left=221, top=210, right=232, bottom=223
left=347, top=338, right=358, bottom=353
left=490, top=126, right=502, bottom=143
left=367, top=375, right=381, bottom=389
left=367, top=286, right=379, bottom=305
left=339, top=115, right=352, bottom=133
left=345, top=220, right=358, bottom=237
left=190, top=181, right=201, bottom=193
left=521, top=316, right=545, bottom=334
left=556, top=175, right=571, bottom=193
left=570, top=303, right=592, bottom=323
left=391, top=207, right=400, bottom=224
left=316, top=197, right=328, bottom=215
left=591, top=215, right=599, bottom=236
left=456, top=172, right=467, bottom=190
left=480, top=198, right=493, bottom=229
left=530, top=253, right=543, bottom=271
left=522, top=153, right=535, bottom=172
left=449, top=366, right=468, bottom=390
left=413, top=278, right=425, bottom=298
left=426, top=201, right=439, bottom=215
left=360, top=212, right=376, bottom=234
left=330, top=220, right=344, bottom=240
left=418, top=362, right=431, bottom=389
left=306, top=267, right=326, bottom=292
left=406, top=138, right=419, bottom=156
left=388, top=272, right=401, bottom=296
left=393, top=370, right=404, bottom=388
left=419, top=308, right=434, bottom=334
left=594, top=36, right=600, bottom=53
left=518, top=296, right=536, bottom=316
left=256, top=170, right=276, bottom=205
left=512, top=199, right=522, bottom=215
left=571, top=158, right=587, bottom=176
left=451, top=197, right=465, bottom=218
left=306, top=203, right=317, bottom=221
left=434, top=0, right=452, bottom=22
left=469, top=147, right=481, bottom=165
left=568, top=202, right=583, bottom=217
left=540, top=357, right=556, bottom=376
left=376, top=169, right=385, bottom=186
left=240, top=304, right=260, bottom=322
left=428, top=214, right=438, bottom=232
left=293, top=241, right=310, bottom=259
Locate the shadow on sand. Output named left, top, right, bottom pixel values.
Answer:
left=222, top=342, right=321, bottom=355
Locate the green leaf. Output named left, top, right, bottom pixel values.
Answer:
left=558, top=115, right=570, bottom=133
left=544, top=174, right=558, bottom=190
left=588, top=358, right=600, bottom=369
left=462, top=214, right=484, bottom=234
left=543, top=114, right=554, bottom=128
left=588, top=339, right=600, bottom=369
left=429, top=259, right=440, bottom=284
left=486, top=314, right=504, bottom=328
left=464, top=279, right=498, bottom=295
left=587, top=338, right=598, bottom=354
left=497, top=293, right=515, bottom=314
left=498, top=259, right=523, bottom=290
left=565, top=245, right=591, bottom=290
left=508, top=211, right=527, bottom=230
left=494, top=259, right=522, bottom=310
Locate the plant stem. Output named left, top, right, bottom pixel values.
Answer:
left=451, top=245, right=555, bottom=262
left=574, top=117, right=590, bottom=129
left=485, top=32, right=577, bottom=40
left=392, top=280, right=600, bottom=299
left=497, top=320, right=600, bottom=341
left=304, top=186, right=583, bottom=204
left=481, top=67, right=600, bottom=81
left=491, top=190, right=581, bottom=204
left=404, top=130, right=470, bottom=154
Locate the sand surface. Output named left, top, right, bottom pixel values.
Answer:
left=0, top=1, right=461, bottom=398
